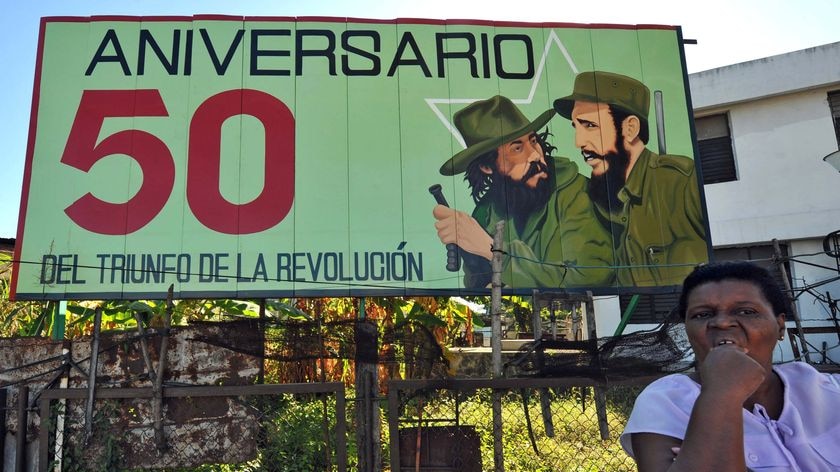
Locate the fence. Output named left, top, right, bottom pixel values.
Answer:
left=36, top=383, right=347, bottom=472
left=386, top=377, right=652, bottom=472
left=14, top=376, right=654, bottom=471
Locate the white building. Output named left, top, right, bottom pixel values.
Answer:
left=596, top=41, right=840, bottom=366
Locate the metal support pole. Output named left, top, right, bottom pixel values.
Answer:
left=15, top=385, right=28, bottom=472
left=614, top=294, right=640, bottom=336
left=773, top=239, right=811, bottom=363
left=84, top=307, right=102, bottom=444
left=594, top=386, right=610, bottom=440
left=51, top=301, right=66, bottom=341
left=825, top=292, right=840, bottom=345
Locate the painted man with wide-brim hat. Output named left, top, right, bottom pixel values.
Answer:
left=553, top=71, right=708, bottom=287
left=433, top=95, right=613, bottom=289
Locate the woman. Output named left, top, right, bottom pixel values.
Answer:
left=620, top=261, right=840, bottom=471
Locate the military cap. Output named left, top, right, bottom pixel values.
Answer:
left=553, top=71, right=650, bottom=123
left=440, top=95, right=554, bottom=176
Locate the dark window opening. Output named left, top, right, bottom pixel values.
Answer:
left=828, top=90, right=840, bottom=147
left=695, top=113, right=736, bottom=184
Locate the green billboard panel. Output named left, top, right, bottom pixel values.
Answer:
left=12, top=17, right=710, bottom=300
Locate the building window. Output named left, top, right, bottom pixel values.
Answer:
left=619, top=292, right=680, bottom=325
left=695, top=113, right=736, bottom=184
left=829, top=90, right=840, bottom=147
left=621, top=243, right=793, bottom=324
left=713, top=243, right=792, bottom=296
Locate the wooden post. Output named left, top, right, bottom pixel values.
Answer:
left=15, top=385, right=28, bottom=472
left=38, top=389, right=51, bottom=472
left=492, top=391, right=504, bottom=472
left=531, top=290, right=542, bottom=340
left=258, top=299, right=266, bottom=385
left=51, top=345, right=70, bottom=472
left=491, top=221, right=505, bottom=472
left=84, top=307, right=102, bottom=444
left=153, top=285, right=174, bottom=452
left=491, top=220, right=504, bottom=378
left=387, top=385, right=401, bottom=472
left=355, top=298, right=380, bottom=472
left=132, top=310, right=157, bottom=379
left=0, top=388, right=6, bottom=468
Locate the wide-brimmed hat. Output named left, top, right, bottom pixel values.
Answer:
left=553, top=71, right=650, bottom=123
left=439, top=96, right=555, bottom=176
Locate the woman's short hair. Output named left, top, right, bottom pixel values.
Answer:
left=677, top=261, right=790, bottom=319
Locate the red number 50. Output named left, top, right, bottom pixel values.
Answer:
left=61, top=89, right=295, bottom=235
left=62, top=89, right=174, bottom=235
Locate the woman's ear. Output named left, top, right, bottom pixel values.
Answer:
left=777, top=315, right=786, bottom=340
left=479, top=164, right=493, bottom=175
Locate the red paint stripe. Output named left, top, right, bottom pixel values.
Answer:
left=41, top=16, right=91, bottom=23
left=89, top=15, right=143, bottom=21
left=345, top=17, right=400, bottom=25
left=192, top=14, right=245, bottom=21
left=243, top=16, right=296, bottom=22
left=41, top=16, right=677, bottom=31
left=396, top=18, right=447, bottom=25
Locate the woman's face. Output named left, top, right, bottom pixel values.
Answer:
left=684, top=279, right=785, bottom=369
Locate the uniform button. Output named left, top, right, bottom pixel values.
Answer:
left=630, top=257, right=635, bottom=262
left=621, top=217, right=627, bottom=222
left=748, top=453, right=758, bottom=462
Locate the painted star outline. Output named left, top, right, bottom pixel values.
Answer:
left=425, top=29, right=580, bottom=148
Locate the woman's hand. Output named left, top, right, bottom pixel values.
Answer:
left=697, top=344, right=767, bottom=402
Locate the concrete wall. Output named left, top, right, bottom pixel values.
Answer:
left=690, top=42, right=840, bottom=110
left=1, top=321, right=262, bottom=470
left=701, top=88, right=840, bottom=246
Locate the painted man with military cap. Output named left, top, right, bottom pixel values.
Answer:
left=433, top=95, right=613, bottom=289
left=553, top=71, right=708, bottom=286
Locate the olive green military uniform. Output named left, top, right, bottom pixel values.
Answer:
left=594, top=148, right=707, bottom=286
left=462, top=156, right=614, bottom=289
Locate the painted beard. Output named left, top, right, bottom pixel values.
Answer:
left=588, top=147, right=630, bottom=214
left=488, top=159, right=553, bottom=230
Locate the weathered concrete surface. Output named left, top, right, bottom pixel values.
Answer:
left=1, top=320, right=263, bottom=468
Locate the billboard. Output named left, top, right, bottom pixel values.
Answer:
left=12, top=16, right=710, bottom=300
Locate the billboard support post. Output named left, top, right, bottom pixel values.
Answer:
left=491, top=221, right=505, bottom=472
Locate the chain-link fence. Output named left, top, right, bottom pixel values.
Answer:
left=24, top=377, right=651, bottom=471
left=36, top=384, right=347, bottom=471
left=386, top=377, right=652, bottom=472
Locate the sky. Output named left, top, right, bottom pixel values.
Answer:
left=1, top=0, right=837, bottom=239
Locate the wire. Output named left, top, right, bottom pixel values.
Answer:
left=0, top=352, right=66, bottom=375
